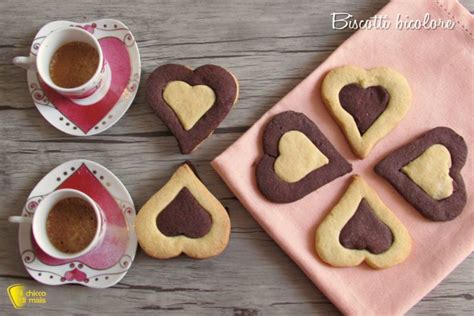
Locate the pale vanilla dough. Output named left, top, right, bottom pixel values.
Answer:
left=163, top=81, right=216, bottom=130
left=402, top=144, right=453, bottom=200
left=274, top=131, right=329, bottom=183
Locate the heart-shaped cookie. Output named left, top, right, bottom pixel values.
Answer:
left=146, top=64, right=239, bottom=154
left=274, top=131, right=329, bottom=183
left=322, top=65, right=411, bottom=158
left=256, top=111, right=352, bottom=203
left=135, top=162, right=231, bottom=259
left=315, top=176, right=411, bottom=269
left=375, top=127, right=467, bottom=221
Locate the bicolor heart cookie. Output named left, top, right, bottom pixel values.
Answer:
left=135, top=162, right=231, bottom=259
left=146, top=64, right=239, bottom=154
left=321, top=65, right=411, bottom=158
left=255, top=111, right=352, bottom=203
left=375, top=127, right=467, bottom=221
left=315, top=176, right=411, bottom=269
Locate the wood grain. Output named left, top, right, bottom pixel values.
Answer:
left=0, top=0, right=473, bottom=314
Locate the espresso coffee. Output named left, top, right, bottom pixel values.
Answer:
left=46, top=197, right=97, bottom=253
left=49, top=41, right=99, bottom=88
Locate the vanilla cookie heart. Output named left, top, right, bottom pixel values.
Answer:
left=146, top=64, right=239, bottom=154
left=315, top=176, right=411, bottom=269
left=135, top=162, right=231, bottom=259
left=256, top=111, right=352, bottom=203
left=163, top=81, right=216, bottom=130
left=274, top=131, right=329, bottom=183
left=401, top=144, right=453, bottom=200
left=321, top=65, right=411, bottom=158
left=375, top=127, right=467, bottom=221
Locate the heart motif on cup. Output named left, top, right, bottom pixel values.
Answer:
left=255, top=111, right=352, bottom=203
left=322, top=65, right=411, bottom=158
left=146, top=64, right=239, bottom=154
left=375, top=127, right=467, bottom=221
left=315, top=176, right=411, bottom=269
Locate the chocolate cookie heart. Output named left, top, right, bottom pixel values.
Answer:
left=339, top=84, right=390, bottom=135
left=256, top=111, right=352, bottom=203
left=375, top=127, right=467, bottom=221
left=156, top=188, right=212, bottom=238
left=146, top=64, right=239, bottom=154
left=339, top=199, right=393, bottom=254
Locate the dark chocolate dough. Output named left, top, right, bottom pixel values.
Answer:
left=339, top=83, right=390, bottom=135
left=255, top=111, right=352, bottom=203
left=375, top=127, right=467, bottom=221
left=156, top=188, right=212, bottom=238
left=339, top=199, right=394, bottom=254
left=146, top=64, right=238, bottom=154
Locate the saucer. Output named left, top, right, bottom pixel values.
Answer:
left=26, top=19, right=141, bottom=136
left=17, top=159, right=137, bottom=288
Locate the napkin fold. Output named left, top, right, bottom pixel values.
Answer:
left=212, top=0, right=474, bottom=314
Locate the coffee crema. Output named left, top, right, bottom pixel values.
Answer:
left=46, top=197, right=97, bottom=253
left=49, top=41, right=99, bottom=88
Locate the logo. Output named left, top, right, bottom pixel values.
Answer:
left=7, top=284, right=48, bottom=309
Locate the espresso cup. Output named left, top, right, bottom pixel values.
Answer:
left=9, top=189, right=106, bottom=260
left=13, top=26, right=109, bottom=101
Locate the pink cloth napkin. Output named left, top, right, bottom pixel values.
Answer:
left=211, top=0, right=474, bottom=314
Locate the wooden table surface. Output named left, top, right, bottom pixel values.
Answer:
left=1, top=0, right=473, bottom=314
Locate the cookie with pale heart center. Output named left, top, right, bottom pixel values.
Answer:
left=135, top=162, right=231, bottom=259
left=146, top=64, right=239, bottom=154
left=375, top=127, right=467, bottom=221
left=321, top=65, right=411, bottom=158
left=315, top=175, right=412, bottom=269
left=255, top=111, right=352, bottom=203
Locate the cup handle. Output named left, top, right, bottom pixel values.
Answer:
left=12, top=56, right=36, bottom=71
left=8, top=216, right=33, bottom=224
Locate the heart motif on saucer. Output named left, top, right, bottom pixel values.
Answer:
left=26, top=19, right=141, bottom=136
left=255, top=111, right=352, bottom=203
left=375, top=127, right=467, bottom=221
left=315, top=176, right=411, bottom=269
left=321, top=65, right=411, bottom=158
left=17, top=159, right=137, bottom=288
left=146, top=64, right=239, bottom=154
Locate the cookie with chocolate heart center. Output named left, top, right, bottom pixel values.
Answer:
left=322, top=65, right=411, bottom=158
left=146, top=64, right=239, bottom=154
left=375, top=127, right=467, bottom=221
left=315, top=176, right=411, bottom=269
left=255, top=111, right=352, bottom=203
left=135, top=162, right=231, bottom=259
